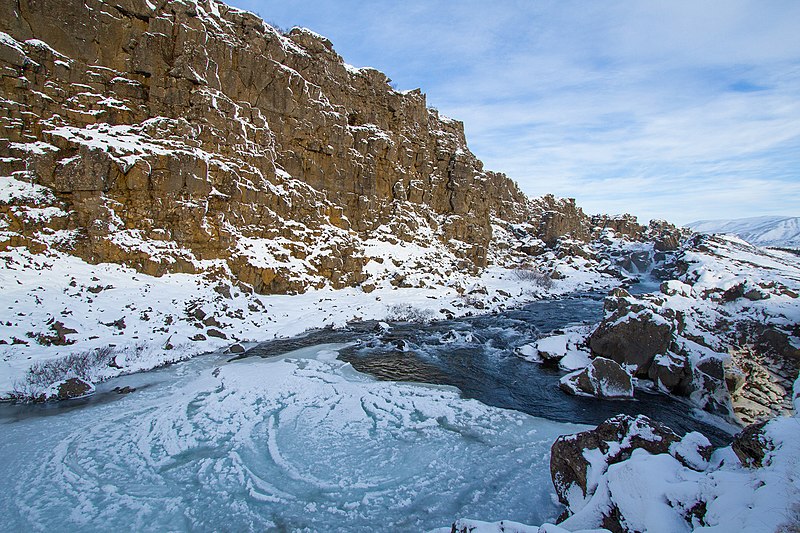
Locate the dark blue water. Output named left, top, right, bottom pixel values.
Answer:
left=248, top=291, right=735, bottom=446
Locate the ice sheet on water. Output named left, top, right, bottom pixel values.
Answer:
left=0, top=345, right=587, bottom=532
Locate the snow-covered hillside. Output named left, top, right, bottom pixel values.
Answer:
left=0, top=240, right=625, bottom=399
left=688, top=216, right=800, bottom=249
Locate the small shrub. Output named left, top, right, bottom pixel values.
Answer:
left=386, top=304, right=436, bottom=323
left=513, top=267, right=554, bottom=289
left=10, top=346, right=115, bottom=401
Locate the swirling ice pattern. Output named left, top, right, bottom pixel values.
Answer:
left=1, top=348, right=585, bottom=532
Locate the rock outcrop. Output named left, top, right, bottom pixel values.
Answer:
left=550, top=415, right=712, bottom=515
left=0, top=0, right=534, bottom=293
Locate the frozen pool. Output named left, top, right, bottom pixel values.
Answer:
left=0, top=344, right=587, bottom=532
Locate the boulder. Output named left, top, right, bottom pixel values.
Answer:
left=696, top=357, right=725, bottom=381
left=654, top=233, right=680, bottom=252
left=690, top=356, right=734, bottom=418
left=608, top=287, right=630, bottom=299
left=732, top=420, right=771, bottom=468
left=648, top=352, right=692, bottom=394
left=518, top=333, right=572, bottom=367
left=206, top=329, right=227, bottom=339
left=229, top=343, right=245, bottom=354
left=648, top=219, right=685, bottom=251
left=551, top=414, right=712, bottom=512
left=588, top=312, right=673, bottom=376
left=43, top=377, right=95, bottom=401
left=203, top=316, right=222, bottom=328
left=660, top=280, right=692, bottom=297
left=743, top=288, right=768, bottom=301
left=722, top=283, right=745, bottom=302
left=559, top=357, right=633, bottom=398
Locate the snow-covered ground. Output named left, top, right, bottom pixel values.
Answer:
left=0, top=244, right=618, bottom=399
left=0, top=344, right=588, bottom=531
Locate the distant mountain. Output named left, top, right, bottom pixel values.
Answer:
left=687, top=216, right=800, bottom=249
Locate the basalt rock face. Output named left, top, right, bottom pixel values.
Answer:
left=0, top=0, right=536, bottom=293
left=0, top=0, right=691, bottom=295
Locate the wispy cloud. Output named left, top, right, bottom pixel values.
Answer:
left=227, top=0, right=800, bottom=224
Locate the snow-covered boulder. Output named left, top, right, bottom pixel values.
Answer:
left=648, top=352, right=692, bottom=393
left=550, top=415, right=712, bottom=523
left=40, top=377, right=95, bottom=401
left=559, top=357, right=633, bottom=399
left=518, top=334, right=573, bottom=366
left=588, top=309, right=673, bottom=377
left=516, top=326, right=594, bottom=371
left=660, top=279, right=692, bottom=297
left=731, top=420, right=771, bottom=468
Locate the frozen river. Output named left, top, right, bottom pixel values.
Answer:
left=0, top=293, right=733, bottom=532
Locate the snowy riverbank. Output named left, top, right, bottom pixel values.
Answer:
left=0, top=245, right=619, bottom=398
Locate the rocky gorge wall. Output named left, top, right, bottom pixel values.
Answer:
left=0, top=0, right=538, bottom=294
left=0, top=0, right=680, bottom=294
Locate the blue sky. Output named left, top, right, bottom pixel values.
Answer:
left=226, top=1, right=800, bottom=224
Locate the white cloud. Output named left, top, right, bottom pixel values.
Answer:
left=227, top=0, right=800, bottom=224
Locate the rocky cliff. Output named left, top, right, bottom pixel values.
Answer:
left=0, top=0, right=676, bottom=295
left=0, top=0, right=536, bottom=294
